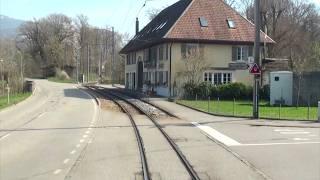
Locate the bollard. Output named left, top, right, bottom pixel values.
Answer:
left=318, top=102, right=320, bottom=122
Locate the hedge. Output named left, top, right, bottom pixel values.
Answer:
left=183, top=82, right=269, bottom=100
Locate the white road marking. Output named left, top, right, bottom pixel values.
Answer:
left=76, top=144, right=81, bottom=148
left=53, top=169, right=62, bottom=175
left=0, top=134, right=10, bottom=140
left=70, top=150, right=76, bottom=154
left=191, top=122, right=241, bottom=146
left=88, top=128, right=92, bottom=130
left=63, top=158, right=70, bottom=164
left=280, top=132, right=310, bottom=135
left=85, top=131, right=91, bottom=134
left=80, top=139, right=85, bottom=143
left=88, top=139, right=93, bottom=144
left=274, top=129, right=304, bottom=132
left=232, top=142, right=320, bottom=146
left=89, top=124, right=94, bottom=127
left=83, top=135, right=88, bottom=138
left=293, top=138, right=310, bottom=141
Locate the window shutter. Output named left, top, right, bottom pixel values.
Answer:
left=248, top=46, right=253, bottom=57
left=243, top=46, right=249, bottom=61
left=232, top=47, right=237, bottom=61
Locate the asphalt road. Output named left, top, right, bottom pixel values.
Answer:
left=0, top=80, right=99, bottom=180
left=152, top=99, right=320, bottom=180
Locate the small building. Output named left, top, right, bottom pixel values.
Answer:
left=120, top=0, right=275, bottom=97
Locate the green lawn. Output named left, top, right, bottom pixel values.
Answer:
left=0, top=92, right=32, bottom=110
left=48, top=77, right=76, bottom=84
left=177, top=99, right=318, bottom=121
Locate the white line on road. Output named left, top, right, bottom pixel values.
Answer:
left=293, top=138, right=310, bottom=141
left=63, top=158, right=70, bottom=164
left=308, top=135, right=317, bottom=137
left=88, top=128, right=92, bottom=130
left=53, top=169, right=62, bottom=175
left=280, top=132, right=310, bottom=135
left=70, top=150, right=76, bottom=154
left=231, top=142, right=320, bottom=146
left=79, top=139, right=85, bottom=143
left=85, top=131, right=91, bottom=134
left=0, top=134, right=10, bottom=140
left=76, top=144, right=81, bottom=148
left=191, top=122, right=241, bottom=146
left=274, top=129, right=304, bottom=132
left=83, top=135, right=88, bottom=138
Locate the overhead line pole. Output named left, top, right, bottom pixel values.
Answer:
left=112, top=27, right=115, bottom=86
left=253, top=0, right=261, bottom=119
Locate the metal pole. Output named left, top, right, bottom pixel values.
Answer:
left=87, top=44, right=90, bottom=83
left=111, top=27, right=115, bottom=86
left=253, top=0, right=261, bottom=119
left=208, top=96, right=210, bottom=113
left=0, top=59, right=4, bottom=95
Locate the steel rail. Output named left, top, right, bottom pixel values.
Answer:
left=86, top=86, right=151, bottom=180
left=103, top=89, right=200, bottom=180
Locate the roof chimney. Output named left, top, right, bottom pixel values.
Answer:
left=136, top=17, right=139, bottom=35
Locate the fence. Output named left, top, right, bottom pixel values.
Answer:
left=177, top=94, right=318, bottom=121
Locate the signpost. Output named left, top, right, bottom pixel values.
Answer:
left=249, top=63, right=261, bottom=75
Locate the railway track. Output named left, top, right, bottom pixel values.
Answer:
left=86, top=86, right=151, bottom=180
left=87, top=86, right=200, bottom=180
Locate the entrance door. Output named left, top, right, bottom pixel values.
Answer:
left=137, top=61, right=143, bottom=90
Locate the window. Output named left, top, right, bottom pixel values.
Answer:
left=181, top=43, right=204, bottom=59
left=143, top=49, right=149, bottom=62
left=204, top=72, right=208, bottom=82
left=126, top=55, right=130, bottom=65
left=164, top=71, right=168, bottom=86
left=159, top=45, right=164, bottom=60
left=165, top=44, right=169, bottom=60
left=158, top=71, right=163, bottom=85
left=232, top=46, right=250, bottom=61
left=227, top=19, right=236, bottom=28
left=199, top=17, right=208, bottom=27
left=206, top=72, right=232, bottom=85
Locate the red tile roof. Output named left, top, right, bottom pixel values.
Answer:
left=165, top=0, right=274, bottom=43
left=120, top=0, right=275, bottom=54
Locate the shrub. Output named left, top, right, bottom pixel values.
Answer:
left=183, top=82, right=254, bottom=100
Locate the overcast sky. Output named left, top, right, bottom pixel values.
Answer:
left=1, top=0, right=319, bottom=38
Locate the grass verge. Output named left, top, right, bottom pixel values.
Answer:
left=0, top=92, right=32, bottom=110
left=177, top=99, right=318, bottom=121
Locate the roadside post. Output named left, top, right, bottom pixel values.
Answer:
left=318, top=101, right=320, bottom=122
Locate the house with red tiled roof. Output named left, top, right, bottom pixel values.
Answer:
left=120, top=0, right=275, bottom=97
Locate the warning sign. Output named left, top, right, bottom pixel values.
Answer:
left=249, top=63, right=261, bottom=75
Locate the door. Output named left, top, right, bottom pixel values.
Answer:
left=137, top=61, right=143, bottom=89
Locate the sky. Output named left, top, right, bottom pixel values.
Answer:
left=0, top=0, right=319, bottom=38
left=0, top=0, right=179, bottom=38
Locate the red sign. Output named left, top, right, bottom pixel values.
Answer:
left=249, top=63, right=261, bottom=75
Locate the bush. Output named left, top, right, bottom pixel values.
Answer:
left=55, top=69, right=70, bottom=80
left=183, top=82, right=254, bottom=100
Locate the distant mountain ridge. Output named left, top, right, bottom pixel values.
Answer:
left=0, top=15, right=25, bottom=39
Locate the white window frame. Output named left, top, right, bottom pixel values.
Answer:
left=203, top=71, right=233, bottom=85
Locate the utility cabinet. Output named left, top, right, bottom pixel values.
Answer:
left=270, top=71, right=293, bottom=106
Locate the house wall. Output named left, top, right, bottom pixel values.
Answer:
left=170, top=43, right=253, bottom=97
left=125, top=43, right=254, bottom=97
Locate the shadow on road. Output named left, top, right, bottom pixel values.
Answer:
left=63, top=88, right=93, bottom=100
